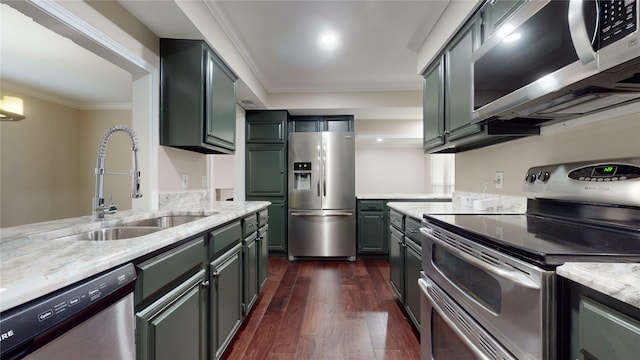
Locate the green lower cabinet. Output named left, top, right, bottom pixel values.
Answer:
left=266, top=199, right=286, bottom=252
left=405, top=239, right=422, bottom=331
left=243, top=232, right=258, bottom=315
left=389, top=226, right=404, bottom=302
left=357, top=211, right=386, bottom=254
left=136, top=270, right=206, bottom=360
left=257, top=224, right=269, bottom=290
left=210, top=244, right=243, bottom=359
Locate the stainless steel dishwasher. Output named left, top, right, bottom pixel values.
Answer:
left=0, top=263, right=136, bottom=360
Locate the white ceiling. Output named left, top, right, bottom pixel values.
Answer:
left=0, top=3, right=132, bottom=109
left=1, top=1, right=450, bottom=124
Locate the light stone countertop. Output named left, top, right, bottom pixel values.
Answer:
left=0, top=201, right=269, bottom=312
left=387, top=193, right=527, bottom=220
left=356, top=193, right=452, bottom=200
left=557, top=263, right=640, bottom=309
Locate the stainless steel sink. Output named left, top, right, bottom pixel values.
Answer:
left=56, top=226, right=162, bottom=241
left=124, top=215, right=209, bottom=228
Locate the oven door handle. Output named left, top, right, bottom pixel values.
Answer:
left=419, top=278, right=495, bottom=360
left=421, top=228, right=540, bottom=290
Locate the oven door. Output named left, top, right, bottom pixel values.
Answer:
left=421, top=225, right=556, bottom=360
left=420, top=274, right=516, bottom=360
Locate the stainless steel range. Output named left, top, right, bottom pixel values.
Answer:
left=420, top=158, right=640, bottom=360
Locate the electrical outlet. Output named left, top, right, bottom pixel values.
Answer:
left=495, top=171, right=504, bottom=189
left=181, top=174, right=189, bottom=188
left=201, top=175, right=208, bottom=188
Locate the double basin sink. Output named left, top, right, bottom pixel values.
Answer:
left=57, top=215, right=209, bottom=241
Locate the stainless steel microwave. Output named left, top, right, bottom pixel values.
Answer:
left=472, top=0, right=640, bottom=124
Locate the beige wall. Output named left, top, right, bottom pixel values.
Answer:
left=157, top=146, right=207, bottom=192
left=356, top=147, right=430, bottom=193
left=0, top=89, right=133, bottom=227
left=455, top=111, right=640, bottom=195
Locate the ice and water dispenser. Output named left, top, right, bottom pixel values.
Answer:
left=293, top=162, right=312, bottom=191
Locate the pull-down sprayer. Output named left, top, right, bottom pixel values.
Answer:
left=93, top=125, right=142, bottom=220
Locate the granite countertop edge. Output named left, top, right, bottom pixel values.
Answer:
left=356, top=193, right=452, bottom=200
left=557, top=263, right=640, bottom=309
left=0, top=201, right=269, bottom=313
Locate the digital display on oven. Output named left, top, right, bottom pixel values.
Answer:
left=591, top=165, right=617, bottom=177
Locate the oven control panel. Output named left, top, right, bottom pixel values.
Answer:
left=522, top=158, right=640, bottom=206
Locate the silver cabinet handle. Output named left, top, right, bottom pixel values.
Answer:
left=420, top=228, right=540, bottom=290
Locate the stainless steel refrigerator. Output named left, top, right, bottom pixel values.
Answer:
left=287, top=132, right=356, bottom=260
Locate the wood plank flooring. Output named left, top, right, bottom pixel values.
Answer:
left=222, top=257, right=421, bottom=360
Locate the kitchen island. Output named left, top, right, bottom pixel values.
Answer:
left=0, top=200, right=269, bottom=313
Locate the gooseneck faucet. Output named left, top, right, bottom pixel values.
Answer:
left=93, top=125, right=143, bottom=220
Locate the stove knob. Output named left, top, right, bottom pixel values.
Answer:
left=526, top=173, right=537, bottom=183
left=540, top=171, right=550, bottom=182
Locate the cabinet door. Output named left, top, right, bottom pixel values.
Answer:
left=445, top=18, right=482, bottom=142
left=423, top=57, right=446, bottom=151
left=246, top=144, right=286, bottom=197
left=136, top=270, right=206, bottom=360
left=357, top=211, right=386, bottom=254
left=206, top=51, right=236, bottom=151
left=405, top=241, right=422, bottom=331
left=210, top=245, right=243, bottom=359
left=243, top=234, right=258, bottom=315
left=266, top=199, right=286, bottom=251
left=483, top=0, right=527, bottom=41
left=246, top=110, right=288, bottom=143
left=389, top=226, right=404, bottom=302
left=257, top=225, right=269, bottom=290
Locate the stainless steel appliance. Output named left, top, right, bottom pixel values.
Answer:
left=472, top=0, right=640, bottom=124
left=0, top=263, right=136, bottom=360
left=288, top=132, right=356, bottom=260
left=420, top=158, right=640, bottom=360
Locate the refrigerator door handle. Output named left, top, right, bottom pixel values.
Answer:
left=290, top=212, right=353, bottom=217
left=322, top=142, right=327, bottom=197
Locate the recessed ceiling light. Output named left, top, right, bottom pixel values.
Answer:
left=376, top=138, right=383, bottom=142
left=318, top=31, right=339, bottom=50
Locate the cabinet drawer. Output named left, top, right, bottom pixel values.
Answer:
left=389, top=210, right=405, bottom=231
left=136, top=238, right=204, bottom=303
left=243, top=214, right=258, bottom=236
left=580, top=297, right=640, bottom=360
left=359, top=200, right=384, bottom=211
left=258, top=209, right=268, bottom=227
left=405, top=216, right=422, bottom=242
left=209, top=221, right=242, bottom=259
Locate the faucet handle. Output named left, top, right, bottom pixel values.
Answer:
left=105, top=191, right=118, bottom=214
left=131, top=170, right=143, bottom=198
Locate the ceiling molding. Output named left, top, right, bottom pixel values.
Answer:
left=204, top=0, right=273, bottom=93
left=2, top=81, right=132, bottom=111
left=406, top=0, right=450, bottom=51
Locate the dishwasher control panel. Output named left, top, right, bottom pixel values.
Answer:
left=0, top=263, right=136, bottom=357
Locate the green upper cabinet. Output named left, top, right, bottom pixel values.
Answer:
left=423, top=17, right=481, bottom=153
left=246, top=110, right=288, bottom=143
left=289, top=115, right=354, bottom=133
left=422, top=13, right=538, bottom=153
left=160, top=38, right=238, bottom=154
left=445, top=18, right=482, bottom=142
left=423, top=56, right=445, bottom=151
left=481, top=0, right=527, bottom=42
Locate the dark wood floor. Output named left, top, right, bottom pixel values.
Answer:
left=222, top=257, right=421, bottom=360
